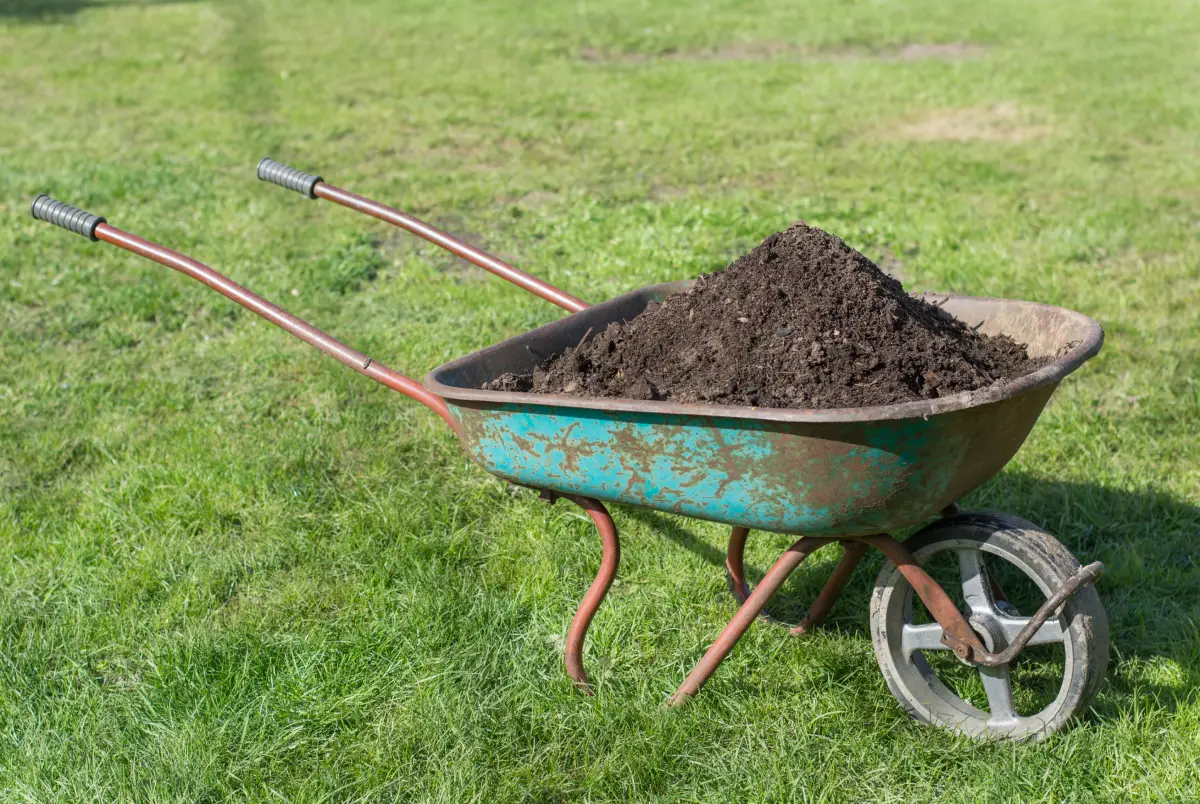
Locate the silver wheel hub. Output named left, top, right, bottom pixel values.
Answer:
left=875, top=540, right=1078, bottom=739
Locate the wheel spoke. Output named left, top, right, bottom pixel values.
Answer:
left=901, top=623, right=951, bottom=655
left=979, top=664, right=1018, bottom=725
left=873, top=522, right=1105, bottom=741
left=998, top=614, right=1067, bottom=646
left=957, top=549, right=995, bottom=615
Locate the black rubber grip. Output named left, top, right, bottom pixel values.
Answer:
left=257, top=158, right=323, bottom=199
left=31, top=194, right=106, bottom=240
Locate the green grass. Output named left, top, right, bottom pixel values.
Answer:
left=2, top=0, right=1199, bottom=799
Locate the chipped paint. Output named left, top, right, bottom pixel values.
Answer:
left=447, top=393, right=1049, bottom=536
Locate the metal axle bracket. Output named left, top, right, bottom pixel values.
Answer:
left=938, top=561, right=1105, bottom=666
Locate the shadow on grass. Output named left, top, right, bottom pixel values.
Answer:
left=635, top=471, right=1200, bottom=712
left=624, top=507, right=733, bottom=573
left=0, top=0, right=198, bottom=22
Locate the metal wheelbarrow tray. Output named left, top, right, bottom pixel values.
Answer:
left=32, top=160, right=1110, bottom=741
left=427, top=281, right=1101, bottom=537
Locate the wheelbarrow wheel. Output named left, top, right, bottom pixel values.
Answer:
left=869, top=511, right=1108, bottom=741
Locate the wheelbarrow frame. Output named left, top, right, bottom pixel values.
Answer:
left=423, top=281, right=1105, bottom=697
left=30, top=162, right=1105, bottom=710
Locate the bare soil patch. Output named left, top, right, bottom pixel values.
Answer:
left=894, top=103, right=1052, bottom=142
left=379, top=216, right=503, bottom=281
left=579, top=41, right=987, bottom=64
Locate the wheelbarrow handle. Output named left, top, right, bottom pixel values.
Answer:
left=31, top=195, right=459, bottom=433
left=31, top=194, right=107, bottom=240
left=256, top=158, right=590, bottom=314
left=257, top=158, right=323, bottom=199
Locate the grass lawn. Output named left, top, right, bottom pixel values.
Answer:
left=2, top=0, right=1199, bottom=799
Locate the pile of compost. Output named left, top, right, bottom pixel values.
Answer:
left=484, top=221, right=1045, bottom=410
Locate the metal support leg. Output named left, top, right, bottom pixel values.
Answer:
left=860, top=534, right=987, bottom=659
left=790, top=540, right=869, bottom=635
left=728, top=529, right=866, bottom=634
left=725, top=526, right=752, bottom=604
left=557, top=494, right=621, bottom=694
left=668, top=536, right=835, bottom=705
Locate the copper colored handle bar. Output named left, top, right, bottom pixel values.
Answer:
left=32, top=195, right=458, bottom=432
left=256, top=158, right=590, bottom=314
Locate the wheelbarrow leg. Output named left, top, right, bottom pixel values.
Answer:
left=727, top=530, right=867, bottom=634
left=558, top=494, right=621, bottom=695
left=725, top=526, right=752, bottom=604
left=668, top=536, right=835, bottom=706
left=790, top=540, right=869, bottom=635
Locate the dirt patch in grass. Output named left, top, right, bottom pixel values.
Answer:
left=894, top=42, right=987, bottom=61
left=893, top=103, right=1052, bottom=142
left=511, top=190, right=563, bottom=210
left=379, top=216, right=504, bottom=282
left=486, top=222, right=1043, bottom=409
left=580, top=41, right=987, bottom=64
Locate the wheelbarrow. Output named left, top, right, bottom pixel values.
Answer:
left=31, top=159, right=1109, bottom=740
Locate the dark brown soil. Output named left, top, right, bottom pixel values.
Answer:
left=484, top=221, right=1046, bottom=409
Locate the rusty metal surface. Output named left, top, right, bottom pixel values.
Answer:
left=868, top=534, right=1104, bottom=667
left=92, top=223, right=460, bottom=432
left=670, top=533, right=1101, bottom=703
left=427, top=283, right=1101, bottom=535
left=550, top=493, right=621, bottom=693
left=952, top=561, right=1105, bottom=667
left=863, top=534, right=988, bottom=659
left=311, top=182, right=590, bottom=314
left=725, top=531, right=868, bottom=633
left=791, top=540, right=870, bottom=635
left=669, top=536, right=838, bottom=705
left=725, top=527, right=752, bottom=603
left=441, top=388, right=1057, bottom=536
